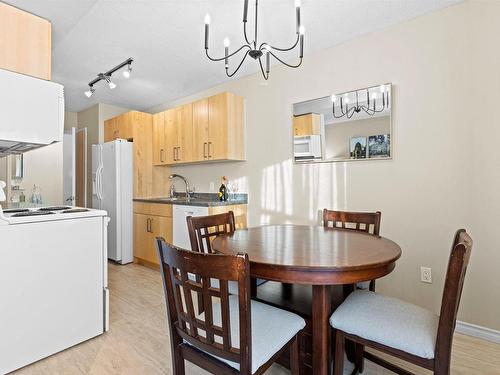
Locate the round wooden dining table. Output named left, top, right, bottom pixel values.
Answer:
left=212, top=224, right=401, bottom=375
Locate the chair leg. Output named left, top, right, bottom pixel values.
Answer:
left=355, top=343, right=365, bottom=373
left=290, top=334, right=300, bottom=375
left=369, top=279, right=376, bottom=292
left=334, top=331, right=345, bottom=375
left=173, top=346, right=185, bottom=375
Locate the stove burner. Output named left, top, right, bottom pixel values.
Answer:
left=3, top=208, right=30, bottom=214
left=12, top=211, right=56, bottom=217
left=38, top=206, right=71, bottom=212
left=61, top=209, right=90, bottom=214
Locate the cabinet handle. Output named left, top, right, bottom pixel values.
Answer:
left=208, top=142, right=212, bottom=158
left=146, top=218, right=151, bottom=233
left=160, top=149, right=164, bottom=163
left=173, top=147, right=176, bottom=161
left=203, top=142, right=207, bottom=159
left=176, top=147, right=181, bottom=161
left=149, top=218, right=153, bottom=233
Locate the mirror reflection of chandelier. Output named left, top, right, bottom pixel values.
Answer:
left=203, top=0, right=305, bottom=80
left=332, top=84, right=390, bottom=119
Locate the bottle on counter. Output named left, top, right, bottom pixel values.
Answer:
left=218, top=176, right=228, bottom=202
left=19, top=191, right=25, bottom=203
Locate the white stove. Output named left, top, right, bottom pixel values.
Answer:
left=0, top=204, right=110, bottom=374
left=0, top=205, right=107, bottom=225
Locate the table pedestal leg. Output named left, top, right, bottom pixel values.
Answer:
left=312, top=285, right=332, bottom=375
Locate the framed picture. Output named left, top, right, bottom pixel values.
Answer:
left=350, top=136, right=367, bottom=159
left=368, top=134, right=391, bottom=158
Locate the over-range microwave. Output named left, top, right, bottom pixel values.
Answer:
left=294, top=135, right=322, bottom=160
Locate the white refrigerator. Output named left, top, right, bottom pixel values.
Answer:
left=92, top=139, right=133, bottom=264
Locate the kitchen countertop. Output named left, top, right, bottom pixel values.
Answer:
left=134, top=193, right=248, bottom=207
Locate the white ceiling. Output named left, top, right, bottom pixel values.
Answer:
left=6, top=0, right=461, bottom=112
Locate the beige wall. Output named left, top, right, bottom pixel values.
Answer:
left=64, top=111, right=78, bottom=131
left=148, top=1, right=500, bottom=331
left=19, top=143, right=63, bottom=205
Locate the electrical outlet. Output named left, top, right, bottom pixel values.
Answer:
left=420, top=267, right=432, bottom=283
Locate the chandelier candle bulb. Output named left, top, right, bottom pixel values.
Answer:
left=296, top=0, right=301, bottom=33
left=204, top=20, right=210, bottom=49
left=243, top=0, right=249, bottom=22
left=266, top=50, right=270, bottom=73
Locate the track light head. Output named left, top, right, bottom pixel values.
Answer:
left=123, top=63, right=132, bottom=79
left=99, top=73, right=117, bottom=90
left=84, top=86, right=95, bottom=98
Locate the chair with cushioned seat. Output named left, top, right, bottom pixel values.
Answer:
left=186, top=211, right=240, bottom=298
left=323, top=209, right=381, bottom=291
left=330, top=229, right=473, bottom=375
left=156, top=238, right=305, bottom=375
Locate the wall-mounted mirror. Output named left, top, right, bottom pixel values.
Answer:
left=292, top=83, right=392, bottom=163
left=11, top=154, right=24, bottom=179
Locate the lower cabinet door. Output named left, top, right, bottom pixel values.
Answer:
left=133, top=213, right=151, bottom=261
left=151, top=215, right=173, bottom=249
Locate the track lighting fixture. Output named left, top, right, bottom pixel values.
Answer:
left=84, top=57, right=133, bottom=97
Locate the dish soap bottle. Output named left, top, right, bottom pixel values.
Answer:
left=218, top=176, right=228, bottom=202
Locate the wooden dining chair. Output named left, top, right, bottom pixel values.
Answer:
left=330, top=229, right=473, bottom=375
left=187, top=211, right=236, bottom=254
left=186, top=212, right=240, bottom=299
left=323, top=209, right=382, bottom=291
left=156, top=238, right=305, bottom=375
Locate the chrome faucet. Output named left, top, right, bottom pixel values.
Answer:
left=169, top=174, right=190, bottom=200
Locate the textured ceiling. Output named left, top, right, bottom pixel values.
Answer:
left=6, top=0, right=462, bottom=112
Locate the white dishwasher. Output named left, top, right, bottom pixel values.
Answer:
left=173, top=205, right=209, bottom=249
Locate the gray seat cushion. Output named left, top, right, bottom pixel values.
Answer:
left=191, top=294, right=305, bottom=373
left=329, top=290, right=439, bottom=359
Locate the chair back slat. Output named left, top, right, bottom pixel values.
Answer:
left=323, top=209, right=381, bottom=235
left=156, top=238, right=251, bottom=367
left=435, top=229, right=473, bottom=369
left=187, top=212, right=236, bottom=253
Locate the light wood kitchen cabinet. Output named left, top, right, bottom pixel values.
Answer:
left=152, top=111, right=166, bottom=165
left=293, top=113, right=321, bottom=136
left=206, top=92, right=245, bottom=161
left=133, top=202, right=173, bottom=268
left=153, top=92, right=245, bottom=166
left=0, top=2, right=51, bottom=80
left=192, top=98, right=209, bottom=162
left=104, top=113, right=134, bottom=142
left=163, top=104, right=193, bottom=164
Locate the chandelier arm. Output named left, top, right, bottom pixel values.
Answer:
left=269, top=51, right=303, bottom=68
left=359, top=104, right=385, bottom=115
left=205, top=45, right=251, bottom=62
left=332, top=105, right=347, bottom=118
left=258, top=56, right=269, bottom=80
left=226, top=50, right=250, bottom=77
left=347, top=107, right=356, bottom=119
left=259, top=34, right=300, bottom=52
left=243, top=21, right=253, bottom=45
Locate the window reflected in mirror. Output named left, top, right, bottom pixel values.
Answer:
left=293, top=83, right=392, bottom=163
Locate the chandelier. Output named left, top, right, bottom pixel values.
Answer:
left=204, top=0, right=305, bottom=80
left=331, top=84, right=390, bottom=119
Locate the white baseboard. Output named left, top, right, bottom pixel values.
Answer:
left=456, top=320, right=500, bottom=344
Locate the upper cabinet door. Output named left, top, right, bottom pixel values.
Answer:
left=293, top=113, right=321, bottom=136
left=208, top=92, right=244, bottom=161
left=192, top=98, right=209, bottom=162
left=0, top=3, right=51, bottom=80
left=153, top=112, right=165, bottom=165
left=164, top=108, right=178, bottom=164
left=176, top=103, right=193, bottom=163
